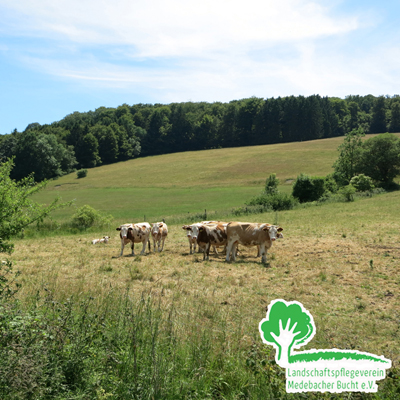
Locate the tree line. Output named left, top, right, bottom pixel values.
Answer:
left=1, top=94, right=400, bottom=182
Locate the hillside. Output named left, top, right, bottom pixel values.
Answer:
left=33, top=136, right=344, bottom=222
left=33, top=133, right=399, bottom=223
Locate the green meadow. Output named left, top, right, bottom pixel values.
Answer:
left=33, top=136, right=348, bottom=222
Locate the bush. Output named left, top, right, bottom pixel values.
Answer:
left=71, top=205, right=112, bottom=230
left=292, top=174, right=325, bottom=203
left=339, top=185, right=356, bottom=202
left=350, top=174, right=374, bottom=192
left=324, top=175, right=338, bottom=194
left=264, top=173, right=280, bottom=195
left=247, top=192, right=297, bottom=211
left=76, top=169, right=88, bottom=179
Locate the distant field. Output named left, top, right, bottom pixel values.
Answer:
left=33, top=133, right=400, bottom=223
left=33, top=136, right=348, bottom=222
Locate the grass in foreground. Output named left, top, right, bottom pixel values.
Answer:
left=2, top=190, right=400, bottom=398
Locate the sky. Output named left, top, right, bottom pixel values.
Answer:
left=1, top=0, right=400, bottom=134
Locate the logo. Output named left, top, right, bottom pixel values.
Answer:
left=259, top=299, right=391, bottom=393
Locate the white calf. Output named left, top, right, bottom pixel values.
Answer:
left=92, top=236, right=110, bottom=244
left=151, top=222, right=168, bottom=252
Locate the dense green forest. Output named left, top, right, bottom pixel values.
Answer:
left=1, top=94, right=400, bottom=182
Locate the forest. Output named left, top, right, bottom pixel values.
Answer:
left=1, top=94, right=400, bottom=182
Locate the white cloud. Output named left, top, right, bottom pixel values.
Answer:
left=2, top=0, right=358, bottom=57
left=3, top=0, right=398, bottom=103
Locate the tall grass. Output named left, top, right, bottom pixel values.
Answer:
left=0, top=284, right=290, bottom=399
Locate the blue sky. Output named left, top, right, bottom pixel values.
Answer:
left=1, top=0, right=400, bottom=134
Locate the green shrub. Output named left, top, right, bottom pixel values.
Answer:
left=324, top=174, right=338, bottom=194
left=76, top=169, right=88, bottom=179
left=264, top=173, right=280, bottom=195
left=350, top=174, right=374, bottom=192
left=246, top=192, right=297, bottom=211
left=339, top=184, right=356, bottom=202
left=292, top=174, right=325, bottom=203
left=71, top=205, right=112, bottom=230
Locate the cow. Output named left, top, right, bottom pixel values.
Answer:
left=182, top=221, right=227, bottom=254
left=196, top=223, right=228, bottom=261
left=255, top=231, right=283, bottom=256
left=116, top=223, right=151, bottom=256
left=91, top=236, right=110, bottom=244
left=225, top=222, right=283, bottom=263
left=182, top=223, right=202, bottom=254
left=151, top=222, right=168, bottom=252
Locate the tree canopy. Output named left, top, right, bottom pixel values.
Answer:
left=333, top=131, right=400, bottom=186
left=1, top=94, right=399, bottom=182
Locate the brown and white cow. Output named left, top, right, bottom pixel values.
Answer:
left=197, top=223, right=228, bottom=261
left=182, top=223, right=202, bottom=254
left=225, top=222, right=283, bottom=263
left=255, top=231, right=283, bottom=256
left=182, top=221, right=227, bottom=254
left=151, top=222, right=168, bottom=252
left=92, top=236, right=110, bottom=244
left=116, top=222, right=151, bottom=256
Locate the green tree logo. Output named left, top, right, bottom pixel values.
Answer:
left=259, top=299, right=391, bottom=369
left=259, top=299, right=315, bottom=368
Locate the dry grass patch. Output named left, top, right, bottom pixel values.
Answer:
left=11, top=211, right=400, bottom=367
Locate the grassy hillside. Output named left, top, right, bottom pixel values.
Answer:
left=33, top=136, right=347, bottom=222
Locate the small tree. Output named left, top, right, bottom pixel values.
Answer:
left=332, top=128, right=364, bottom=185
left=0, top=159, right=70, bottom=253
left=264, top=173, right=280, bottom=195
left=0, top=159, right=70, bottom=298
left=358, top=133, right=400, bottom=186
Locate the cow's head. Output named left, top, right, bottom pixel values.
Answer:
left=182, top=224, right=200, bottom=239
left=116, top=225, right=133, bottom=239
left=152, top=223, right=162, bottom=236
left=262, top=224, right=283, bottom=241
left=103, top=236, right=110, bottom=243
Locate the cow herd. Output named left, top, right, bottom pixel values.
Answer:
left=100, top=220, right=284, bottom=263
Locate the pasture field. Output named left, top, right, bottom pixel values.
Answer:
left=4, top=134, right=400, bottom=398
left=31, top=136, right=350, bottom=223
left=8, top=189, right=400, bottom=398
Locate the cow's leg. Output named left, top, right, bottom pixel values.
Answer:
left=188, top=238, right=193, bottom=254
left=119, top=240, right=125, bottom=257
left=203, top=243, right=210, bottom=261
left=259, top=243, right=267, bottom=263
left=131, top=242, right=135, bottom=256
left=231, top=242, right=238, bottom=261
left=160, top=237, right=165, bottom=252
left=140, top=239, right=148, bottom=255
left=225, top=241, right=234, bottom=261
left=153, top=238, right=157, bottom=252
